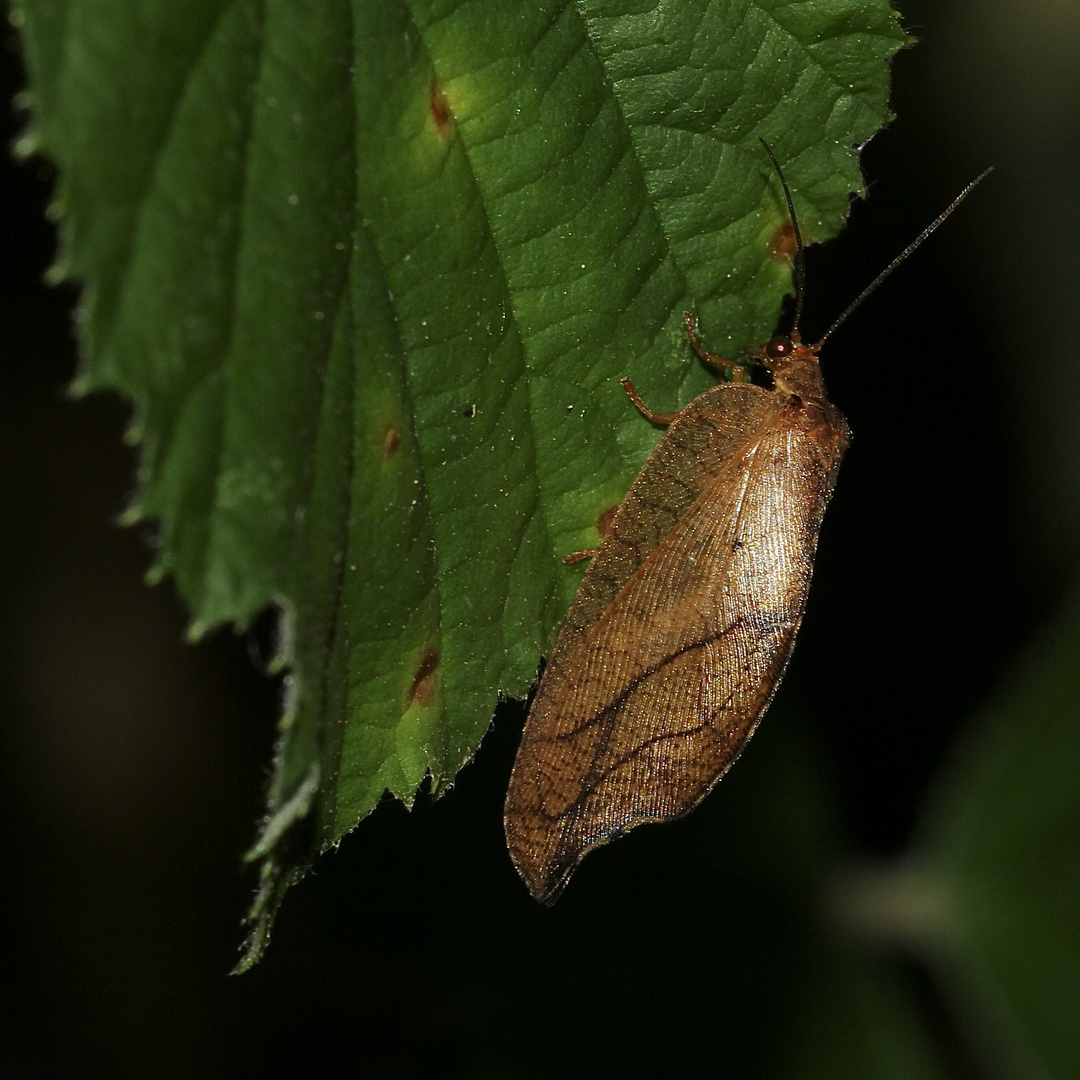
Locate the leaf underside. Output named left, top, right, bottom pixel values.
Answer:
left=14, top=0, right=906, bottom=966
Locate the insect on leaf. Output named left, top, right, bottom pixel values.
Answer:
left=504, top=150, right=989, bottom=901
left=504, top=279, right=851, bottom=902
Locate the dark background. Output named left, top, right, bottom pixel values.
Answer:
left=2, top=1, right=1074, bottom=1076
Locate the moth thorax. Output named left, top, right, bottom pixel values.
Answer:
left=770, top=351, right=826, bottom=403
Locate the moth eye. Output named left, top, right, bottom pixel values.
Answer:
left=766, top=336, right=793, bottom=360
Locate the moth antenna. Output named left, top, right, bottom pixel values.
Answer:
left=814, top=167, right=993, bottom=349
left=759, top=138, right=807, bottom=341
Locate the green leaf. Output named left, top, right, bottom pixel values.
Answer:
left=14, top=0, right=906, bottom=967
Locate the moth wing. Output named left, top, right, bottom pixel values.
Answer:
left=556, top=383, right=775, bottom=649
left=506, top=397, right=842, bottom=901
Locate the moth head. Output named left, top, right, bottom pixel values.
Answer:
left=764, top=335, right=796, bottom=362
left=761, top=336, right=825, bottom=401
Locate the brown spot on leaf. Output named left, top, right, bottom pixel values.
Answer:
left=381, top=424, right=401, bottom=457
left=771, top=219, right=797, bottom=262
left=596, top=504, right=618, bottom=539
left=430, top=80, right=452, bottom=139
left=407, top=648, right=440, bottom=708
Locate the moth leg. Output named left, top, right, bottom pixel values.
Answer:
left=563, top=500, right=620, bottom=564
left=683, top=311, right=746, bottom=383
left=562, top=548, right=598, bottom=565
left=620, top=378, right=681, bottom=425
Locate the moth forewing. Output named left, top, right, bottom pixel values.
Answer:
left=505, top=349, right=850, bottom=902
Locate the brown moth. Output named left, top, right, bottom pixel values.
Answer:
left=504, top=143, right=989, bottom=903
